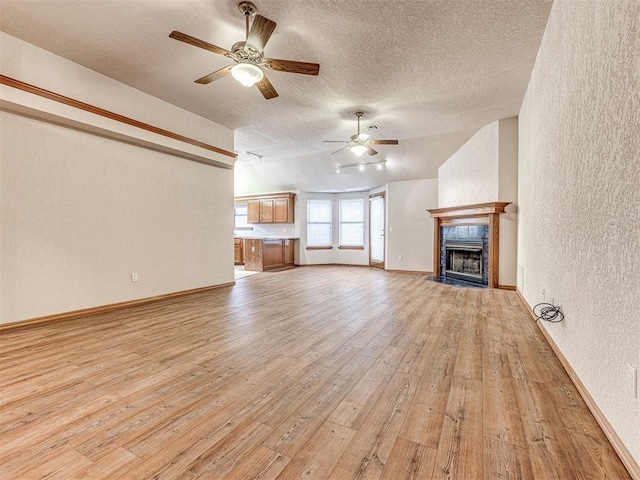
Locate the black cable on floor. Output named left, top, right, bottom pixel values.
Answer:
left=533, top=303, right=564, bottom=323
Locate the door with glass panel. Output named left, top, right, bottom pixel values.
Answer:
left=369, top=193, right=385, bottom=269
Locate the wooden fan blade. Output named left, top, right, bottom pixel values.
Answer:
left=369, top=139, right=399, bottom=145
left=256, top=74, right=278, bottom=99
left=247, top=15, right=276, bottom=52
left=263, top=58, right=320, bottom=75
left=195, top=65, right=233, bottom=84
left=367, top=145, right=378, bottom=156
left=169, top=31, right=232, bottom=57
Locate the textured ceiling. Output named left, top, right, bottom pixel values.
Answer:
left=0, top=0, right=553, bottom=194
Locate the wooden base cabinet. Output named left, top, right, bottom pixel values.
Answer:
left=243, top=238, right=296, bottom=271
left=234, top=238, right=244, bottom=265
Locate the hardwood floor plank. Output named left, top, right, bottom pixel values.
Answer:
left=330, top=371, right=418, bottom=479
left=0, top=266, right=632, bottom=479
left=380, top=437, right=437, bottom=480
left=277, top=421, right=357, bottom=479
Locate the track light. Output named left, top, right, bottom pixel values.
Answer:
left=335, top=160, right=386, bottom=173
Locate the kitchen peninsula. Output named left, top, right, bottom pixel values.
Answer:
left=241, top=237, right=297, bottom=271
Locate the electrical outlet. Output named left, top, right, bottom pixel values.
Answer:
left=628, top=364, right=638, bottom=398
left=131, top=273, right=138, bottom=283
left=398, top=255, right=403, bottom=261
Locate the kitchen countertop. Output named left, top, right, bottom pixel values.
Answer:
left=236, top=236, right=299, bottom=240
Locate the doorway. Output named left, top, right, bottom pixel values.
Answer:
left=369, top=193, right=385, bottom=269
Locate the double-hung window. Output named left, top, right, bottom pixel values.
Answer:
left=339, top=198, right=364, bottom=248
left=307, top=199, right=332, bottom=247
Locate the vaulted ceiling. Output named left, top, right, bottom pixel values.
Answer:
left=0, top=0, right=553, bottom=194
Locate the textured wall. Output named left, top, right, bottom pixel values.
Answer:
left=438, top=121, right=499, bottom=207
left=386, top=179, right=439, bottom=272
left=0, top=34, right=235, bottom=325
left=438, top=118, right=519, bottom=285
left=0, top=111, right=234, bottom=324
left=518, top=0, right=640, bottom=464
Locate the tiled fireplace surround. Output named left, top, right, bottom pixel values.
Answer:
left=428, top=202, right=511, bottom=288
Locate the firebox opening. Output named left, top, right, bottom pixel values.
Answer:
left=445, top=241, right=484, bottom=284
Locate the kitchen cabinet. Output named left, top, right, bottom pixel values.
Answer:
left=237, top=193, right=295, bottom=224
left=234, top=238, right=244, bottom=265
left=243, top=238, right=296, bottom=271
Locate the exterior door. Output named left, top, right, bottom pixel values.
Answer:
left=369, top=193, right=385, bottom=269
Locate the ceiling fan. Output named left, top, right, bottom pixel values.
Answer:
left=324, top=112, right=399, bottom=156
left=169, top=1, right=320, bottom=99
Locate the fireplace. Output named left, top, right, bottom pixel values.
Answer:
left=428, top=202, right=511, bottom=288
left=445, top=240, right=484, bottom=284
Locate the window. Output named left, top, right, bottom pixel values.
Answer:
left=234, top=203, right=248, bottom=228
left=307, top=199, right=332, bottom=247
left=339, top=198, right=364, bottom=248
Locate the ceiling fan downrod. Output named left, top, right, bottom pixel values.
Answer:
left=238, top=2, right=257, bottom=41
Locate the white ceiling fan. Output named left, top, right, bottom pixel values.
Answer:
left=324, top=112, right=399, bottom=156
left=169, top=1, right=320, bottom=99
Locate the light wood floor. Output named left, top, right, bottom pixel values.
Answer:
left=0, top=266, right=631, bottom=479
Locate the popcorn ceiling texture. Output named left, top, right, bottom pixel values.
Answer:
left=518, top=0, right=640, bottom=465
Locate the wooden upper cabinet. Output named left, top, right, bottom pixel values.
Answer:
left=260, top=199, right=274, bottom=223
left=274, top=198, right=291, bottom=223
left=236, top=193, right=295, bottom=224
left=247, top=200, right=261, bottom=223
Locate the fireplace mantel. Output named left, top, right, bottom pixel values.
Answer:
left=428, top=202, right=511, bottom=288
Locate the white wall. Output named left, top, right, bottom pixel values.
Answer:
left=438, top=117, right=519, bottom=285
left=386, top=179, right=438, bottom=272
left=0, top=34, right=235, bottom=325
left=439, top=121, right=499, bottom=208
left=518, top=0, right=640, bottom=465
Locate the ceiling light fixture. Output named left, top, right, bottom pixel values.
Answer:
left=231, top=63, right=264, bottom=87
left=350, top=144, right=368, bottom=156
left=336, top=160, right=387, bottom=172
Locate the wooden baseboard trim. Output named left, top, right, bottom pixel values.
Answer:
left=516, top=289, right=640, bottom=480
left=0, top=282, right=236, bottom=332
left=385, top=269, right=433, bottom=275
left=498, top=284, right=517, bottom=290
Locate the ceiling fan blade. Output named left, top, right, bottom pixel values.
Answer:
left=195, top=65, right=233, bottom=84
left=367, top=145, right=378, bottom=156
left=246, top=15, right=276, bottom=52
left=263, top=58, right=320, bottom=75
left=169, top=31, right=232, bottom=57
left=331, top=145, right=351, bottom=155
left=369, top=139, right=399, bottom=145
left=256, top=74, right=278, bottom=99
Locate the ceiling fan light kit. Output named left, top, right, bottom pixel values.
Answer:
left=169, top=2, right=319, bottom=99
left=324, top=111, right=399, bottom=157
left=350, top=144, right=368, bottom=156
left=231, top=63, right=263, bottom=87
